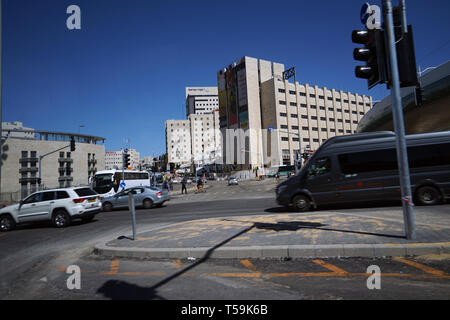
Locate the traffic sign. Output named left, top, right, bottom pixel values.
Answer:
left=268, top=126, right=274, bottom=133
left=120, top=182, right=126, bottom=188
left=124, top=148, right=129, bottom=153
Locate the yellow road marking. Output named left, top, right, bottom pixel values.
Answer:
left=393, top=257, right=447, bottom=277
left=312, top=259, right=349, bottom=275
left=240, top=259, right=258, bottom=273
left=103, top=260, right=120, bottom=275
left=172, top=259, right=183, bottom=269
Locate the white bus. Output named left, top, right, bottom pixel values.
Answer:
left=91, top=169, right=151, bottom=197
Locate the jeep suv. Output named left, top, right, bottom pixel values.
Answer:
left=0, top=187, right=102, bottom=232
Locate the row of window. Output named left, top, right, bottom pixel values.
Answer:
left=277, top=89, right=369, bottom=105
left=279, top=113, right=359, bottom=124
left=280, top=101, right=367, bottom=113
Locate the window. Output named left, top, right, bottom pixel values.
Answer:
left=281, top=137, right=289, bottom=141
left=290, top=102, right=297, bottom=106
left=74, top=188, right=97, bottom=197
left=308, top=157, right=331, bottom=177
left=309, top=94, right=315, bottom=98
left=292, top=125, right=299, bottom=130
left=318, top=95, right=324, bottom=99
left=302, top=126, right=309, bottom=130
left=293, top=137, right=299, bottom=142
left=278, top=88, right=285, bottom=93
left=320, top=117, right=326, bottom=121
left=301, top=115, right=308, bottom=119
left=289, top=90, right=296, bottom=95
left=280, top=125, right=288, bottom=129
left=42, top=191, right=55, bottom=201
left=312, top=127, right=318, bottom=131
left=310, top=105, right=317, bottom=109
left=300, top=92, right=306, bottom=96
left=279, top=100, right=286, bottom=105
left=300, top=104, right=307, bottom=108
left=311, top=116, right=317, bottom=120
left=23, top=193, right=41, bottom=204
left=338, top=149, right=397, bottom=174
left=320, top=106, right=325, bottom=110
left=291, top=114, right=298, bottom=118
left=280, top=112, right=287, bottom=117
left=408, top=143, right=450, bottom=168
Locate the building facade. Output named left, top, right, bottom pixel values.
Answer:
left=217, top=56, right=373, bottom=168
left=261, top=78, right=372, bottom=165
left=105, top=148, right=140, bottom=170
left=0, top=124, right=105, bottom=202
left=185, top=87, right=219, bottom=117
left=166, top=111, right=221, bottom=167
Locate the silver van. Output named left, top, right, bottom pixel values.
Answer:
left=276, top=131, right=450, bottom=211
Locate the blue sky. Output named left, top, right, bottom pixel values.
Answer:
left=2, top=0, right=449, bottom=157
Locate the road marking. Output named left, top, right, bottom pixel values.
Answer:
left=393, top=257, right=447, bottom=277
left=240, top=259, right=258, bottom=273
left=172, top=259, right=183, bottom=269
left=103, top=260, right=120, bottom=274
left=312, top=259, right=349, bottom=275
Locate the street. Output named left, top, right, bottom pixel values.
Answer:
left=0, top=179, right=449, bottom=300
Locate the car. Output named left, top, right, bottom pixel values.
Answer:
left=0, top=187, right=102, bottom=232
left=228, top=177, right=238, bottom=185
left=101, top=186, right=170, bottom=211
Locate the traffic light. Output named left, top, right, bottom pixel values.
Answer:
left=70, top=136, right=76, bottom=152
left=352, top=29, right=388, bottom=89
left=123, top=153, right=130, bottom=168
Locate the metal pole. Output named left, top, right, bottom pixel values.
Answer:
left=383, top=0, right=416, bottom=240
left=399, top=0, right=407, bottom=34
left=0, top=0, right=3, bottom=197
left=128, top=192, right=136, bottom=240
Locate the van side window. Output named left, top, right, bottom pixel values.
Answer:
left=338, top=149, right=397, bottom=174
left=408, top=143, right=450, bottom=168
left=308, top=157, right=331, bottom=176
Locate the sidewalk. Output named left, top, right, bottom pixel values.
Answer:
left=94, top=209, right=450, bottom=259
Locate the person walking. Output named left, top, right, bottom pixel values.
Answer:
left=181, top=176, right=188, bottom=194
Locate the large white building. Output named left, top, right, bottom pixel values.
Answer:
left=166, top=111, right=221, bottom=167
left=185, top=87, right=219, bottom=117
left=105, top=149, right=140, bottom=170
left=217, top=56, right=373, bottom=168
left=0, top=123, right=105, bottom=203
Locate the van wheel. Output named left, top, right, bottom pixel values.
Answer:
left=416, top=186, right=441, bottom=205
left=292, top=195, right=311, bottom=212
left=52, top=210, right=71, bottom=228
left=143, top=199, right=153, bottom=209
left=0, top=215, right=15, bottom=232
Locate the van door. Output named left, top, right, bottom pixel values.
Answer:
left=335, top=150, right=390, bottom=203
left=303, top=156, right=337, bottom=205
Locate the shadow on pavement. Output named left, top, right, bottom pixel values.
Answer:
left=97, top=224, right=255, bottom=300
left=255, top=220, right=405, bottom=239
left=96, top=279, right=164, bottom=300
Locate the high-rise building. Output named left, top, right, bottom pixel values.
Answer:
left=185, top=87, right=219, bottom=117
left=166, top=111, right=221, bottom=167
left=217, top=56, right=373, bottom=168
left=105, top=148, right=140, bottom=170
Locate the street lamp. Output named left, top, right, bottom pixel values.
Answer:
left=78, top=125, right=85, bottom=134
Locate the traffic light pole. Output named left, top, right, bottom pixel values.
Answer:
left=383, top=0, right=416, bottom=240
left=38, top=144, right=71, bottom=191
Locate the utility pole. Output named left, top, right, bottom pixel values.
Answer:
left=382, top=0, right=416, bottom=240
left=0, top=0, right=3, bottom=196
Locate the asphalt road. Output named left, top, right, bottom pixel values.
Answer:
left=0, top=180, right=449, bottom=300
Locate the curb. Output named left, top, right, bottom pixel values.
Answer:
left=94, top=242, right=450, bottom=259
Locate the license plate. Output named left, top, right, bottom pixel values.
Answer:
left=88, top=199, right=95, bottom=202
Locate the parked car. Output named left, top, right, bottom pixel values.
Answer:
left=228, top=177, right=239, bottom=185
left=0, top=187, right=102, bottom=232
left=101, top=186, right=170, bottom=211
left=276, top=131, right=450, bottom=212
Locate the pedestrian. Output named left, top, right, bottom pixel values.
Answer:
left=162, top=180, right=168, bottom=191
left=181, top=176, right=188, bottom=194
left=196, top=177, right=204, bottom=193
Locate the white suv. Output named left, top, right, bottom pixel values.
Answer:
left=0, top=187, right=102, bottom=232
